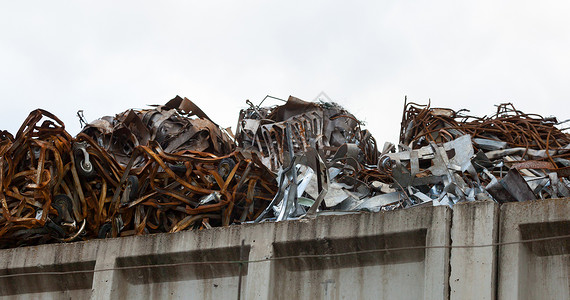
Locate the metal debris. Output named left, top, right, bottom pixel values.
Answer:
left=385, top=100, right=570, bottom=208
left=236, top=96, right=391, bottom=221
left=0, top=97, right=277, bottom=248
left=0, top=95, right=569, bottom=249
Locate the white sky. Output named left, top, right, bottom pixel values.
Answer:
left=1, top=1, right=569, bottom=144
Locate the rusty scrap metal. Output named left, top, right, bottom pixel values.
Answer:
left=0, top=110, right=83, bottom=248
left=80, top=96, right=234, bottom=166
left=388, top=100, right=570, bottom=207
left=0, top=97, right=277, bottom=249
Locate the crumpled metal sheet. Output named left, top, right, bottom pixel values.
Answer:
left=253, top=99, right=567, bottom=215
left=236, top=96, right=393, bottom=222
left=236, top=96, right=379, bottom=171
left=81, top=96, right=234, bottom=166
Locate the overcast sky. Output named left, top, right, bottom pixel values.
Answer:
left=1, top=1, right=569, bottom=144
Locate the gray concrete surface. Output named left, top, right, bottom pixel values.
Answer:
left=0, top=199, right=569, bottom=299
left=0, top=240, right=100, bottom=299
left=268, top=207, right=451, bottom=300
left=0, top=206, right=451, bottom=300
left=450, top=201, right=499, bottom=300
left=498, top=198, right=570, bottom=300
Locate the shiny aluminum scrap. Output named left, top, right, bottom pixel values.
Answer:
left=379, top=101, right=570, bottom=208
left=236, top=96, right=379, bottom=171
left=236, top=96, right=395, bottom=221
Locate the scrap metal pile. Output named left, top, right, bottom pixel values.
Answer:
left=235, top=96, right=386, bottom=220
left=0, top=95, right=568, bottom=248
left=381, top=101, right=570, bottom=207
left=0, top=97, right=277, bottom=248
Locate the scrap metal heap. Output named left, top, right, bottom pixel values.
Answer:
left=0, top=95, right=569, bottom=248
left=0, top=97, right=277, bottom=248
left=235, top=96, right=387, bottom=220
left=0, top=110, right=79, bottom=247
left=382, top=101, right=570, bottom=207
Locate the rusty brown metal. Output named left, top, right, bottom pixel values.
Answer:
left=393, top=101, right=570, bottom=207
left=511, top=160, right=556, bottom=171
left=0, top=98, right=278, bottom=249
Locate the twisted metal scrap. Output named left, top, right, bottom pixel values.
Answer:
left=81, top=96, right=234, bottom=166
left=394, top=100, right=570, bottom=203
left=0, top=98, right=278, bottom=249
left=236, top=96, right=390, bottom=218
left=236, top=96, right=379, bottom=171
left=400, top=101, right=570, bottom=154
left=107, top=144, right=276, bottom=236
left=7, top=96, right=566, bottom=249
left=75, top=96, right=277, bottom=238
left=0, top=110, right=84, bottom=248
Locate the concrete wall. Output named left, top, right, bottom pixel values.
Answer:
left=498, top=198, right=570, bottom=300
left=0, top=198, right=568, bottom=299
left=450, top=201, right=499, bottom=300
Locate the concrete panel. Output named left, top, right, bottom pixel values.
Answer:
left=92, top=224, right=253, bottom=300
left=269, top=207, right=451, bottom=300
left=450, top=201, right=499, bottom=300
left=498, top=198, right=570, bottom=300
left=0, top=205, right=451, bottom=300
left=0, top=240, right=100, bottom=299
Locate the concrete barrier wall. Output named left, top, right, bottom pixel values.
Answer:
left=0, top=199, right=568, bottom=299
left=498, top=198, right=570, bottom=300
left=0, top=241, right=99, bottom=299
left=450, top=201, right=499, bottom=300
left=0, top=206, right=451, bottom=300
